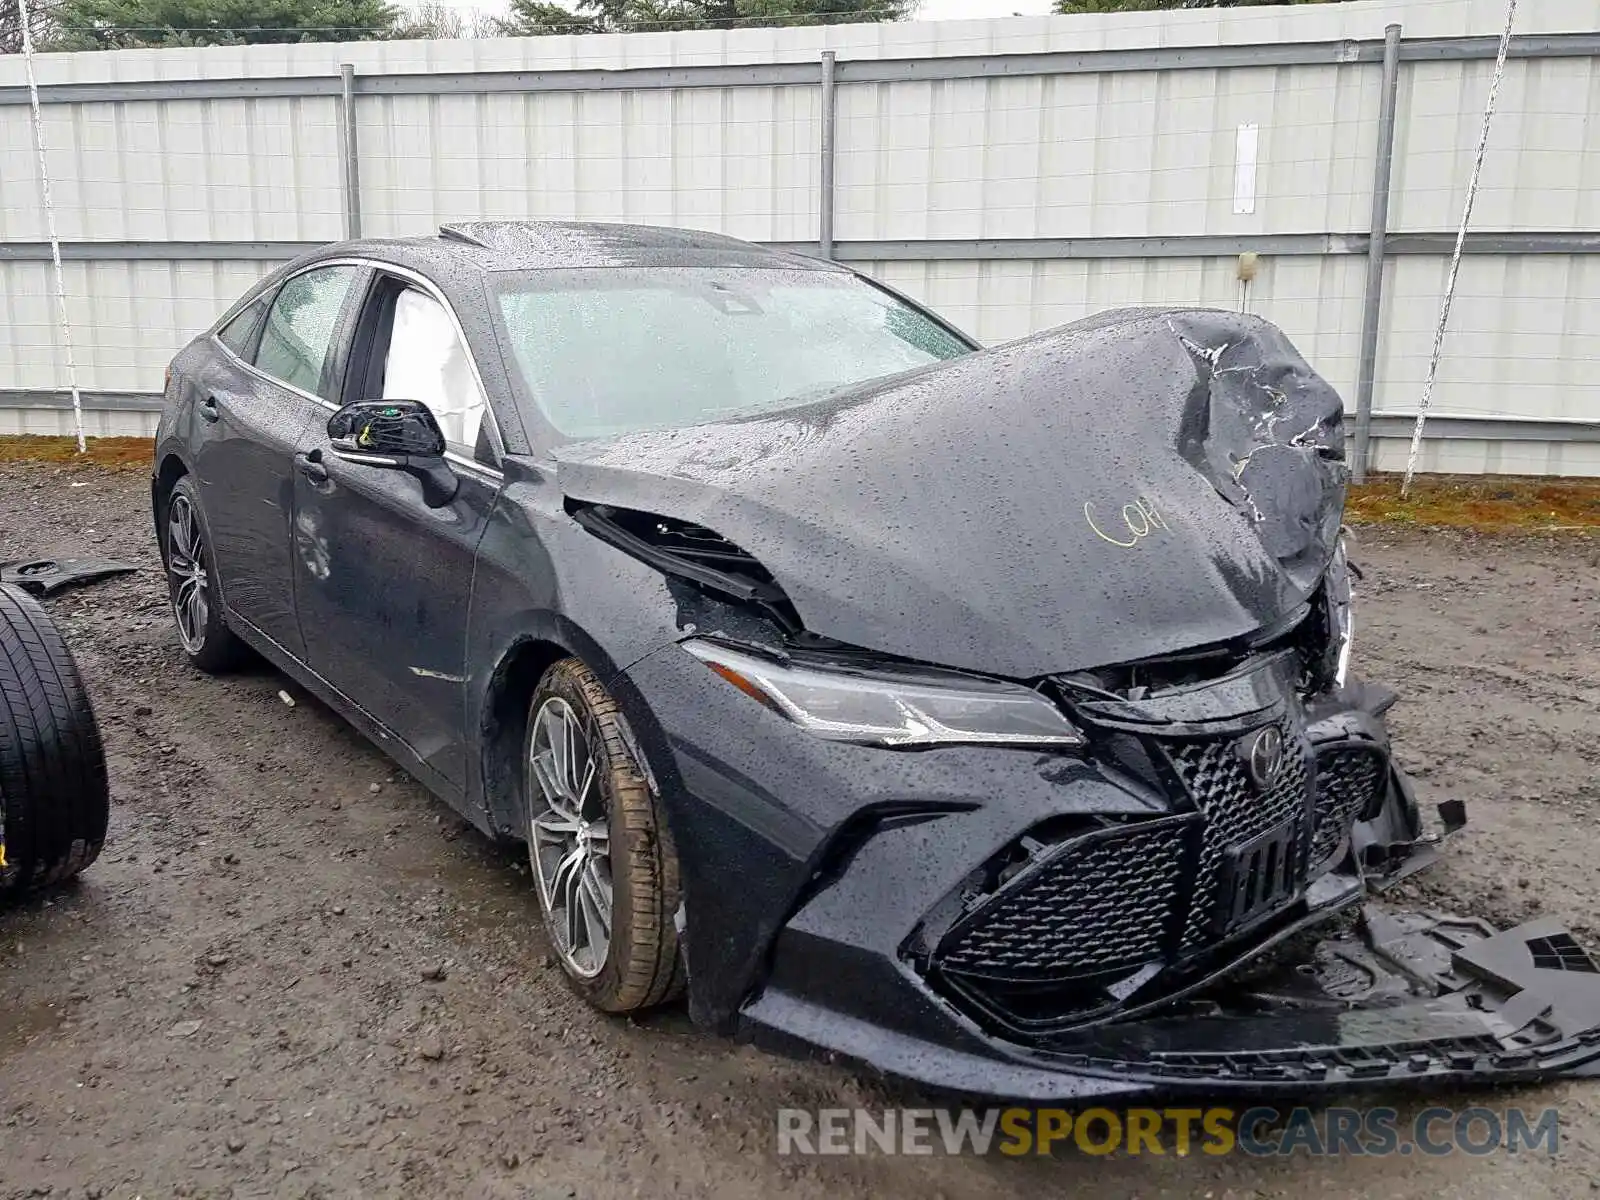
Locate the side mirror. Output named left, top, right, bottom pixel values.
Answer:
left=326, top=400, right=458, bottom=508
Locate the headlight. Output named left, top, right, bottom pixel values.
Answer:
left=683, top=639, right=1085, bottom=750
left=1327, top=534, right=1355, bottom=688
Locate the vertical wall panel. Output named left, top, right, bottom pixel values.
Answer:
left=0, top=407, right=158, bottom=437
left=0, top=261, right=277, bottom=389
left=1378, top=254, right=1600, bottom=422
left=835, top=62, right=1383, bottom=242
left=1391, top=57, right=1600, bottom=232
left=3, top=98, right=344, bottom=242
left=356, top=84, right=817, bottom=241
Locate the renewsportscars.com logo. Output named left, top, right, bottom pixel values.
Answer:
left=775, top=1106, right=1561, bottom=1158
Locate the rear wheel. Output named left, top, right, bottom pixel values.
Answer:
left=0, top=583, right=109, bottom=896
left=523, top=657, right=684, bottom=1012
left=163, top=476, right=247, bottom=674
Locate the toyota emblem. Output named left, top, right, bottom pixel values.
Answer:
left=1243, top=726, right=1285, bottom=790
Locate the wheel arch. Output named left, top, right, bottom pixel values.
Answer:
left=151, top=449, right=193, bottom=562
left=476, top=613, right=658, bottom=840
left=155, top=449, right=189, bottom=493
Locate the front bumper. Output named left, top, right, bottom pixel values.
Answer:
left=619, top=644, right=1600, bottom=1099
left=742, top=895, right=1600, bottom=1100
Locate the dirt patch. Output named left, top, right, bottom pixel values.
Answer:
left=1, top=459, right=1598, bottom=1199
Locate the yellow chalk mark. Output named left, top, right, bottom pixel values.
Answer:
left=1084, top=502, right=1138, bottom=547
left=1086, top=496, right=1170, bottom=547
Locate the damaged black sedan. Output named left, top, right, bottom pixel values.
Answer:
left=153, top=221, right=1600, bottom=1099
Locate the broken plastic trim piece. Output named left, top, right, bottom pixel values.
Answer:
left=566, top=502, right=802, bottom=634
left=739, top=904, right=1600, bottom=1097
left=1356, top=794, right=1466, bottom=892
left=1437, top=798, right=1468, bottom=835
left=1066, top=906, right=1600, bottom=1087
left=0, top=558, right=138, bottom=596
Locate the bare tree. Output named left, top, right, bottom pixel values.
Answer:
left=1, top=0, right=61, bottom=53
left=394, top=1, right=501, bottom=38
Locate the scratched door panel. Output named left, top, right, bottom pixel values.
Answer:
left=290, top=446, right=497, bottom=793
left=190, top=351, right=322, bottom=659
left=191, top=262, right=363, bottom=658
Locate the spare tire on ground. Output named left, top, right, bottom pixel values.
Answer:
left=0, top=582, right=109, bottom=896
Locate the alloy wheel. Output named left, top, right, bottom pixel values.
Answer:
left=166, top=493, right=210, bottom=654
left=528, top=695, right=615, bottom=978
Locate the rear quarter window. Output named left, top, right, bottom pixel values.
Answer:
left=253, top=265, right=359, bottom=399
left=216, top=291, right=273, bottom=359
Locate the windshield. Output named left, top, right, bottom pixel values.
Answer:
left=493, top=267, right=973, bottom=440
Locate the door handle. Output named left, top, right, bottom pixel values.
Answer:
left=294, top=449, right=329, bottom=483
left=198, top=395, right=221, bottom=423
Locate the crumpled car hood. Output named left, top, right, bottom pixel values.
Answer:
left=553, top=307, right=1347, bottom=678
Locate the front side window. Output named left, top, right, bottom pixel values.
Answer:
left=380, top=287, right=487, bottom=453
left=253, top=265, right=357, bottom=399
left=493, top=267, right=973, bottom=441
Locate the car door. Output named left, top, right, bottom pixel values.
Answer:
left=193, top=262, right=362, bottom=660
left=291, top=268, right=504, bottom=794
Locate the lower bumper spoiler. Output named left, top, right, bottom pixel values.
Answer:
left=741, top=904, right=1600, bottom=1100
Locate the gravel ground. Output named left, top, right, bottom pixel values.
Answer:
left=2, top=458, right=1598, bottom=1199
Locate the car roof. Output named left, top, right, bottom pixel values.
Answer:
left=318, top=221, right=845, bottom=281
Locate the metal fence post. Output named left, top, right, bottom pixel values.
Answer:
left=1351, top=23, right=1403, bottom=483
left=819, top=51, right=837, bottom=261
left=339, top=63, right=362, bottom=240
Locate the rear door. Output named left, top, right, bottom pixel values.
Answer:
left=193, top=262, right=362, bottom=659
left=291, top=268, right=503, bottom=793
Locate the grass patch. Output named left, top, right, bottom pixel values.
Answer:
left=1347, top=474, right=1600, bottom=532
left=0, top=435, right=153, bottom=471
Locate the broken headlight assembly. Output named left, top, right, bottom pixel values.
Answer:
left=1326, top=533, right=1355, bottom=688
left=684, top=639, right=1085, bottom=750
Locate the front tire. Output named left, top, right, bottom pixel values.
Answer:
left=163, top=476, right=247, bottom=674
left=0, top=583, right=109, bottom=896
left=523, top=657, right=684, bottom=1013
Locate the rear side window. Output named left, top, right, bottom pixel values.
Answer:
left=216, top=290, right=272, bottom=359
left=253, top=265, right=357, bottom=399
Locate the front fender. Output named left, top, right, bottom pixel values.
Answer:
left=463, top=470, right=702, bottom=835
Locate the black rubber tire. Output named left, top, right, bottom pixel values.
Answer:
left=523, top=657, right=685, bottom=1013
left=0, top=583, right=110, bottom=896
left=162, top=475, right=249, bottom=674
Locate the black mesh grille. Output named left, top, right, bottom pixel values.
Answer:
left=926, top=715, right=1329, bottom=1030
left=938, top=819, right=1191, bottom=980
left=1310, top=745, right=1386, bottom=869
left=1171, top=720, right=1312, bottom=950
